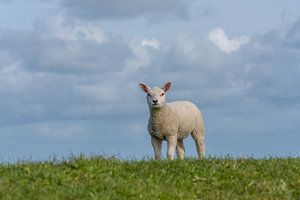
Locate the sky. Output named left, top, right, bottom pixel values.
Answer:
left=0, top=0, right=300, bottom=161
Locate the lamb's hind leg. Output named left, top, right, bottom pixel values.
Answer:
left=176, top=139, right=185, bottom=160
left=191, top=129, right=205, bottom=159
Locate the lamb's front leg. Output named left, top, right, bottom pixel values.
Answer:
left=151, top=136, right=162, bottom=160
left=166, top=135, right=177, bottom=160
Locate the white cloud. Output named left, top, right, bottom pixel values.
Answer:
left=141, top=38, right=160, bottom=49
left=0, top=61, right=31, bottom=90
left=1, top=11, right=300, bottom=159
left=39, top=16, right=107, bottom=43
left=122, top=38, right=162, bottom=75
left=208, top=28, right=249, bottom=54
left=122, top=38, right=154, bottom=75
left=0, top=16, right=131, bottom=73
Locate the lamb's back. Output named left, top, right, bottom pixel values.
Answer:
left=167, top=101, right=203, bottom=138
left=168, top=101, right=201, bottom=118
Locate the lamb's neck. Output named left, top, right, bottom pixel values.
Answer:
left=149, top=105, right=169, bottom=120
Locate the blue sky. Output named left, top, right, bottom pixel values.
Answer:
left=0, top=0, right=300, bottom=161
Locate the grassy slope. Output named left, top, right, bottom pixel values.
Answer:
left=0, top=157, right=299, bottom=200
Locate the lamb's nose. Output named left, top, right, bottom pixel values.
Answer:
left=153, top=100, right=158, bottom=104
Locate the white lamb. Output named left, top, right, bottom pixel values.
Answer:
left=139, top=81, right=205, bottom=160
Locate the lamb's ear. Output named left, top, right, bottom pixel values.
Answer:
left=139, top=82, right=150, bottom=93
left=162, top=81, right=172, bottom=92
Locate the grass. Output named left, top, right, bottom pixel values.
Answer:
left=0, top=156, right=299, bottom=200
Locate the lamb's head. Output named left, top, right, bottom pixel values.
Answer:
left=139, top=81, right=172, bottom=109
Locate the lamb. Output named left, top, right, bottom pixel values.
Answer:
left=139, top=81, right=205, bottom=160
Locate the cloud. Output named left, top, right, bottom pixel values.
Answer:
left=59, top=0, right=190, bottom=21
left=121, top=37, right=162, bottom=76
left=1, top=14, right=300, bottom=159
left=0, top=16, right=132, bottom=74
left=0, top=15, right=165, bottom=130
left=208, top=28, right=249, bottom=54
left=284, top=18, right=300, bottom=48
left=40, top=16, right=107, bottom=43
left=141, top=39, right=160, bottom=49
left=134, top=23, right=300, bottom=109
left=0, top=16, right=137, bottom=127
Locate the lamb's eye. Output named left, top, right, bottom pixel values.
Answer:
left=160, top=93, right=165, bottom=96
left=147, top=93, right=151, bottom=97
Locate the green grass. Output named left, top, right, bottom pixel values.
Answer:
left=0, top=156, right=299, bottom=200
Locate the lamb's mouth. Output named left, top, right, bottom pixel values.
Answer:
left=152, top=103, right=161, bottom=107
